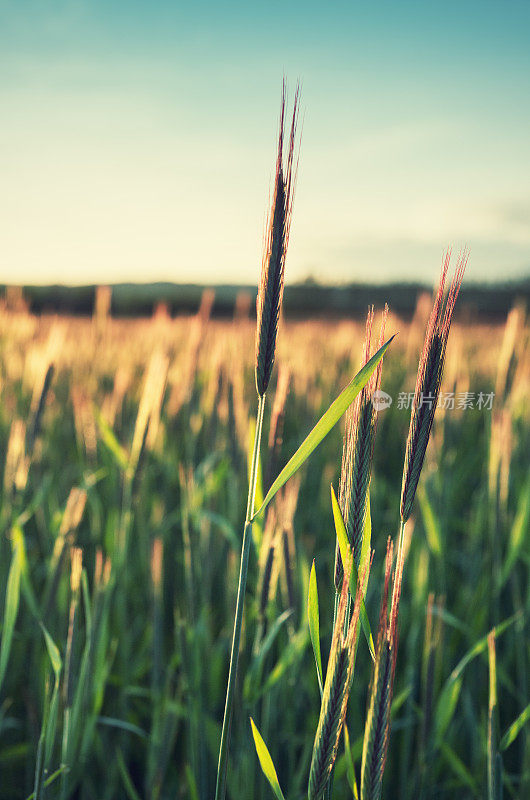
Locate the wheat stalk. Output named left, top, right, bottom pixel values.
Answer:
left=360, top=539, right=395, bottom=800
left=215, top=81, right=300, bottom=800
left=308, top=558, right=371, bottom=800
left=362, top=250, right=468, bottom=798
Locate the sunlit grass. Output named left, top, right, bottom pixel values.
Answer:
left=0, top=295, right=528, bottom=799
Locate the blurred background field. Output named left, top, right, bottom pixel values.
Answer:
left=2, top=280, right=529, bottom=319
left=0, top=286, right=528, bottom=799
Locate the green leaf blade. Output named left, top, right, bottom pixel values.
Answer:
left=40, top=624, right=62, bottom=678
left=439, top=741, right=479, bottom=795
left=435, top=614, right=519, bottom=742
left=94, top=406, right=129, bottom=471
left=0, top=535, right=23, bottom=692
left=11, top=525, right=39, bottom=620
left=502, top=475, right=530, bottom=584
left=308, top=560, right=323, bottom=695
left=500, top=701, right=530, bottom=750
left=252, top=335, right=395, bottom=520
left=244, top=609, right=293, bottom=703
left=250, top=717, right=286, bottom=800
left=435, top=676, right=463, bottom=743
left=417, top=484, right=443, bottom=557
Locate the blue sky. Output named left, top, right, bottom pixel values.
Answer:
left=1, top=1, right=529, bottom=285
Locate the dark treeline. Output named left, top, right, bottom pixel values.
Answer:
left=2, top=279, right=529, bottom=320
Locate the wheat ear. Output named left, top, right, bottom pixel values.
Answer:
left=255, top=81, right=300, bottom=397
left=400, top=249, right=467, bottom=522
left=335, top=305, right=388, bottom=588
left=215, top=81, right=300, bottom=800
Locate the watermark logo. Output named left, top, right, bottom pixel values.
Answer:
left=372, top=390, right=393, bottom=412
left=395, top=391, right=495, bottom=411
left=371, top=390, right=494, bottom=412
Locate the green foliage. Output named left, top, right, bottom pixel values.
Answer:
left=0, top=314, right=527, bottom=800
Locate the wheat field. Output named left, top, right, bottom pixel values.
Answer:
left=0, top=293, right=528, bottom=799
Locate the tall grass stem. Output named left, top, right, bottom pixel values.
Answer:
left=215, top=392, right=266, bottom=800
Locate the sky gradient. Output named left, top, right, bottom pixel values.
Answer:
left=1, top=1, right=529, bottom=286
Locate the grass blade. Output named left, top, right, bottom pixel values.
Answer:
left=41, top=623, right=62, bottom=678
left=185, top=765, right=200, bottom=800
left=308, top=560, right=323, bottom=695
left=435, top=614, right=519, bottom=742
left=343, top=723, right=359, bottom=799
left=247, top=416, right=264, bottom=550
left=262, top=629, right=308, bottom=696
left=11, top=525, right=39, bottom=620
left=250, top=717, right=286, bottom=800
left=40, top=624, right=62, bottom=771
left=0, top=533, right=23, bottom=692
left=501, top=474, right=530, bottom=584
left=94, top=407, right=129, bottom=471
left=98, top=716, right=148, bottom=739
left=252, top=336, right=395, bottom=520
left=488, top=630, right=498, bottom=800
left=25, top=767, right=68, bottom=800
left=500, top=702, right=530, bottom=750
left=244, top=609, right=293, bottom=702
left=116, top=748, right=143, bottom=800
left=434, top=677, right=463, bottom=745
left=439, top=741, right=479, bottom=796
left=417, top=485, right=442, bottom=557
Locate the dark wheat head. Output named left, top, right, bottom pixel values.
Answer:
left=400, top=249, right=467, bottom=522
left=255, top=81, right=300, bottom=397
left=334, top=305, right=388, bottom=590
